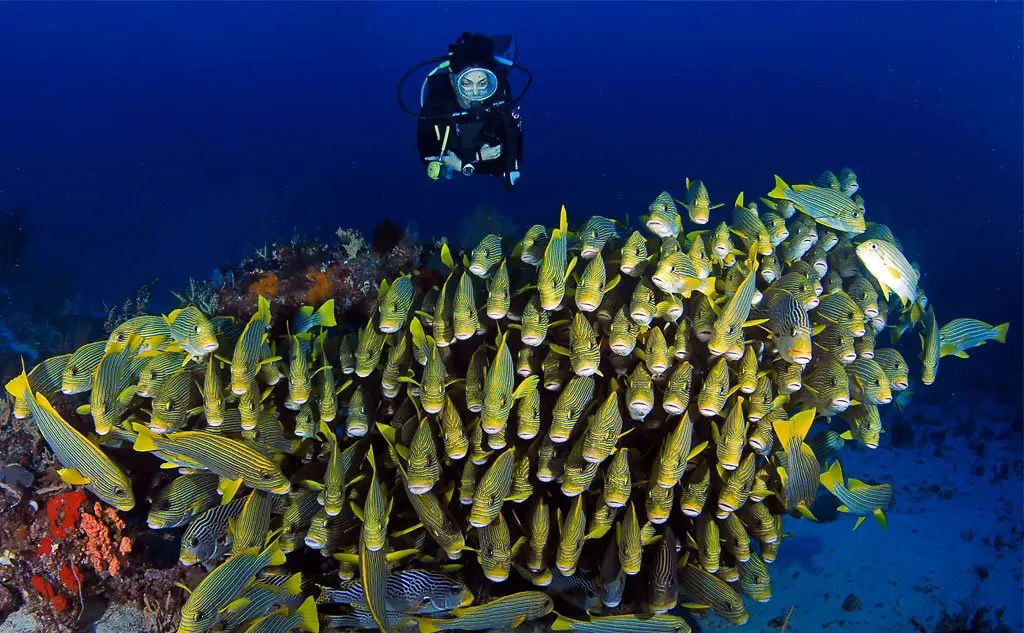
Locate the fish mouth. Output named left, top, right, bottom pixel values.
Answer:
left=408, top=483, right=433, bottom=495
left=273, top=482, right=292, bottom=494
left=851, top=325, right=867, bottom=337
left=789, top=351, right=812, bottom=366
left=651, top=275, right=666, bottom=288
left=893, top=380, right=909, bottom=390
left=691, top=215, right=709, bottom=225
left=580, top=247, right=599, bottom=259
left=469, top=264, right=487, bottom=276
left=724, top=348, right=743, bottom=362
left=663, top=402, right=684, bottom=415
left=681, top=505, right=700, bottom=517
left=696, top=329, right=712, bottom=342
left=877, top=394, right=893, bottom=405
left=202, top=342, right=219, bottom=352
left=707, top=342, right=727, bottom=357
left=576, top=300, right=598, bottom=312
left=605, top=497, right=626, bottom=508
left=548, top=432, right=570, bottom=443
left=575, top=365, right=598, bottom=377
left=487, top=309, right=506, bottom=320
left=630, top=312, right=652, bottom=326
left=699, top=406, right=719, bottom=417
left=831, top=397, right=851, bottom=410
left=522, top=335, right=541, bottom=346
left=805, top=298, right=821, bottom=309
left=610, top=343, right=632, bottom=355
left=620, top=264, right=635, bottom=274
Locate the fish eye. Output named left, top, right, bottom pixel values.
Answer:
left=216, top=534, right=227, bottom=545
left=875, top=379, right=882, bottom=386
left=260, top=470, right=271, bottom=479
left=195, top=325, right=201, bottom=334
left=157, top=499, right=170, bottom=510
left=870, top=243, right=877, bottom=249
left=69, top=367, right=77, bottom=377
left=115, top=487, right=126, bottom=496
left=830, top=378, right=838, bottom=387
left=189, top=537, right=199, bottom=547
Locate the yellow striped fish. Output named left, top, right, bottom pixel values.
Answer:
left=149, top=369, right=201, bottom=434
left=230, top=296, right=276, bottom=393
left=939, top=318, right=1009, bottom=358
left=550, top=375, right=595, bottom=442
left=470, top=234, right=503, bottom=278
left=855, top=239, right=918, bottom=305
left=485, top=258, right=511, bottom=319
left=14, top=354, right=69, bottom=419
left=165, top=306, right=220, bottom=356
left=453, top=271, right=480, bottom=340
left=920, top=306, right=940, bottom=385
left=379, top=276, right=415, bottom=333
left=820, top=459, right=894, bottom=530
left=136, top=351, right=189, bottom=398
left=537, top=206, right=577, bottom=310
left=468, top=448, right=515, bottom=528
left=475, top=513, right=514, bottom=582
left=414, top=591, right=553, bottom=632
left=132, top=423, right=290, bottom=494
left=772, top=408, right=819, bottom=520
left=481, top=333, right=539, bottom=434
left=678, top=563, right=749, bottom=625
left=291, top=298, right=337, bottom=334
left=682, top=178, right=724, bottom=225
left=556, top=495, right=587, bottom=575
left=178, top=536, right=287, bottom=633
left=768, top=175, right=866, bottom=234
left=646, top=191, right=683, bottom=237
left=87, top=337, right=149, bottom=435
left=6, top=367, right=135, bottom=510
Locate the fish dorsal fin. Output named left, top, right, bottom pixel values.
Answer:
left=441, top=242, right=455, bottom=270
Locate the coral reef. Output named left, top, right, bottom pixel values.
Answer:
left=212, top=221, right=431, bottom=326
left=0, top=479, right=191, bottom=632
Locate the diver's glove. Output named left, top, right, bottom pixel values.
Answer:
left=478, top=144, right=503, bottom=161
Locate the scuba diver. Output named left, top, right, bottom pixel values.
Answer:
left=398, top=32, right=532, bottom=191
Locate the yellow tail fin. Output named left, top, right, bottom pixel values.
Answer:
left=819, top=459, right=845, bottom=492
left=994, top=322, right=1009, bottom=343
left=769, top=174, right=789, bottom=199
left=296, top=595, right=319, bottom=633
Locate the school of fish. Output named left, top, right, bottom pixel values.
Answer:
left=4, top=169, right=1010, bottom=633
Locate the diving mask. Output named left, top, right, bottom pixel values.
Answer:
left=453, top=67, right=498, bottom=106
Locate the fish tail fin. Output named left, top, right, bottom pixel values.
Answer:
left=265, top=539, right=287, bottom=566
left=819, top=459, right=844, bottom=492
left=4, top=360, right=30, bottom=401
left=551, top=615, right=573, bottom=631
left=769, top=175, right=789, bottom=199
left=132, top=424, right=161, bottom=452
left=773, top=407, right=815, bottom=446
left=316, top=299, right=337, bottom=328
left=296, top=596, right=319, bottom=633
left=994, top=322, right=1009, bottom=343
left=283, top=572, right=303, bottom=595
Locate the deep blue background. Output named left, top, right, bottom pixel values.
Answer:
left=0, top=2, right=1021, bottom=387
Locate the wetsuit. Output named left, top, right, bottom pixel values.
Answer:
left=416, top=73, right=524, bottom=188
